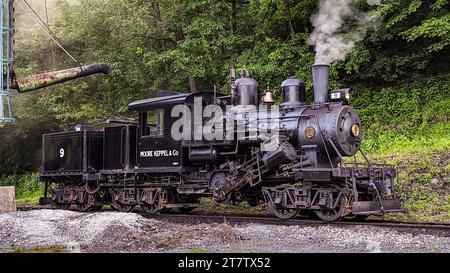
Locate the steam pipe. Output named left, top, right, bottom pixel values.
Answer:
left=11, top=63, right=111, bottom=93
left=312, top=63, right=330, bottom=105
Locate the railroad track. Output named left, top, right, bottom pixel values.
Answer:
left=16, top=205, right=450, bottom=232
left=144, top=212, right=450, bottom=233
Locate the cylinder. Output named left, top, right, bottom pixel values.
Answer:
left=281, top=76, right=306, bottom=107
left=312, top=64, right=330, bottom=105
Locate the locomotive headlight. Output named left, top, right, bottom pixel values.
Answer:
left=351, top=123, right=360, bottom=137
left=331, top=88, right=352, bottom=104
left=345, top=92, right=351, bottom=100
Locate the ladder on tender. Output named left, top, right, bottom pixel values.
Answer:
left=0, top=0, right=14, bottom=122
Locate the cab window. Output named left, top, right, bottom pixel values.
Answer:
left=141, top=109, right=164, bottom=137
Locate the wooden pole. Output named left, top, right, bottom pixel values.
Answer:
left=0, top=186, right=16, bottom=213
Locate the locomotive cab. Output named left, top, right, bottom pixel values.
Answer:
left=128, top=94, right=187, bottom=170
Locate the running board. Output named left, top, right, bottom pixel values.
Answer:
left=352, top=199, right=403, bottom=215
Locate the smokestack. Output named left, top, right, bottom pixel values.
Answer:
left=312, top=64, right=329, bottom=105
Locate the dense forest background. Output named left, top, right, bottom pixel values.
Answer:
left=0, top=0, right=449, bottom=220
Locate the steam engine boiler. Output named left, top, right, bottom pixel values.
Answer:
left=39, top=64, right=402, bottom=222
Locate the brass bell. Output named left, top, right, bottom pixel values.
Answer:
left=263, top=87, right=275, bottom=104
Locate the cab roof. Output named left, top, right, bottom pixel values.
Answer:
left=128, top=94, right=187, bottom=111
left=128, top=91, right=221, bottom=111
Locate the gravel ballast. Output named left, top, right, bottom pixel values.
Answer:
left=0, top=210, right=448, bottom=253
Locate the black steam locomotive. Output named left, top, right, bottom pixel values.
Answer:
left=38, top=64, right=402, bottom=221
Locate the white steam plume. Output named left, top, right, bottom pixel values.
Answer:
left=308, top=0, right=379, bottom=64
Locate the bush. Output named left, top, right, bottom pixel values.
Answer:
left=361, top=123, right=450, bottom=155
left=353, top=76, right=449, bottom=135
left=0, top=173, right=43, bottom=203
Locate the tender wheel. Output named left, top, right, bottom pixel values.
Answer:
left=52, top=185, right=71, bottom=210
left=111, top=201, right=135, bottom=212
left=141, top=204, right=160, bottom=214
left=108, top=188, right=136, bottom=212
left=76, top=192, right=101, bottom=212
left=76, top=200, right=95, bottom=212
left=314, top=195, right=347, bottom=222
left=140, top=191, right=161, bottom=214
left=76, top=203, right=92, bottom=212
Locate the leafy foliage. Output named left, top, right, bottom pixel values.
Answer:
left=0, top=173, right=43, bottom=204
left=345, top=0, right=450, bottom=82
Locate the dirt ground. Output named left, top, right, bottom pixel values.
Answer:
left=0, top=210, right=449, bottom=253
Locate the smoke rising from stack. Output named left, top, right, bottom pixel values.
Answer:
left=308, top=0, right=379, bottom=64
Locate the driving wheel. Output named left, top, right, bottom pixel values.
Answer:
left=268, top=202, right=299, bottom=220
left=314, top=195, right=347, bottom=222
